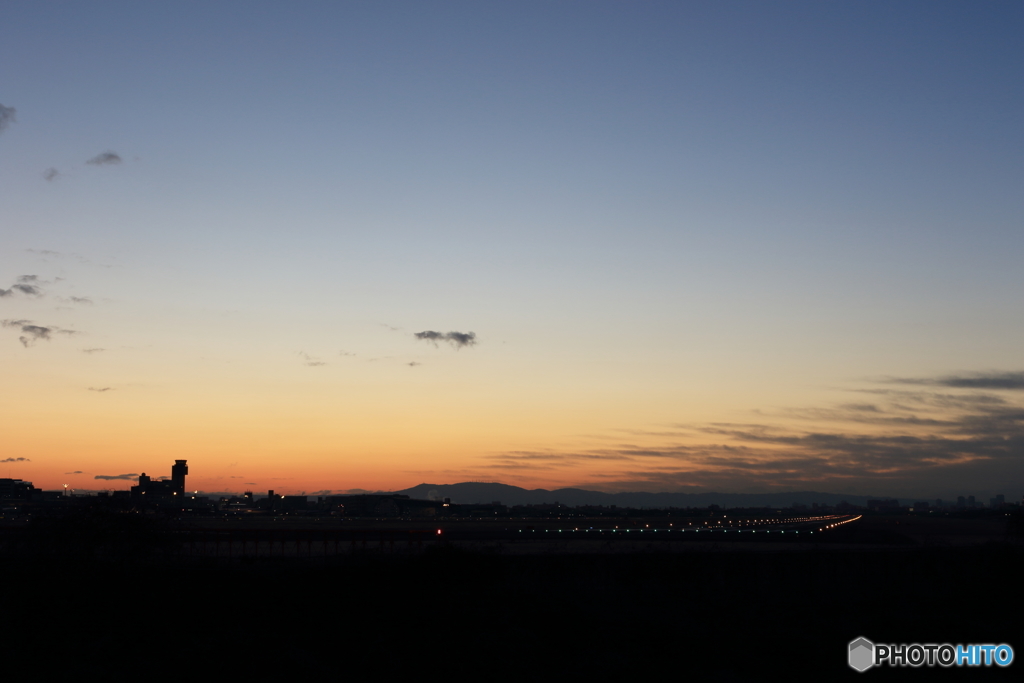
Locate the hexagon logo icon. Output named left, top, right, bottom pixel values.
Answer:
left=849, top=637, right=875, bottom=672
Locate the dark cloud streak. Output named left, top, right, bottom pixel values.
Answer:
left=0, top=104, right=14, bottom=133
left=86, top=151, right=122, bottom=165
left=888, top=371, right=1024, bottom=391
left=414, top=330, right=477, bottom=349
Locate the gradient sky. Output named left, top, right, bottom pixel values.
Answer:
left=2, top=1, right=1022, bottom=500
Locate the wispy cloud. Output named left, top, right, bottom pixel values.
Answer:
left=483, top=372, right=1024, bottom=497
left=0, top=104, right=14, bottom=133
left=414, top=330, right=477, bottom=349
left=43, top=168, right=60, bottom=181
left=298, top=351, right=327, bottom=367
left=88, top=387, right=113, bottom=392
left=94, top=473, right=138, bottom=481
left=81, top=348, right=105, bottom=354
left=1, top=457, right=30, bottom=463
left=86, top=151, right=122, bottom=165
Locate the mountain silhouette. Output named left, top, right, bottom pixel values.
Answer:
left=395, top=482, right=883, bottom=509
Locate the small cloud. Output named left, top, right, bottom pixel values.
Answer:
left=1, top=280, right=44, bottom=297
left=445, top=332, right=476, bottom=347
left=64, top=471, right=84, bottom=475
left=2, top=319, right=78, bottom=347
left=19, top=325, right=51, bottom=346
left=68, top=296, right=93, bottom=305
left=0, top=104, right=14, bottom=133
left=94, top=473, right=138, bottom=481
left=298, top=351, right=327, bottom=367
left=407, top=361, right=422, bottom=367
left=414, top=331, right=444, bottom=343
left=1, top=457, right=30, bottom=463
left=88, top=387, right=113, bottom=392
left=414, top=330, right=477, bottom=349
left=43, top=168, right=60, bottom=181
left=81, top=348, right=105, bottom=354
left=86, top=151, right=122, bottom=166
left=27, top=249, right=61, bottom=256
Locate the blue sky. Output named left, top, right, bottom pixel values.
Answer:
left=2, top=1, right=1022, bottom=499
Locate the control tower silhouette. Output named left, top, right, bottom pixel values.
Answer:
left=171, top=459, right=188, bottom=496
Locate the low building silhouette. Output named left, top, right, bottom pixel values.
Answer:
left=0, top=478, right=40, bottom=500
left=131, top=460, right=188, bottom=500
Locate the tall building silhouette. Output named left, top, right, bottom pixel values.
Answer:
left=171, top=460, right=188, bottom=496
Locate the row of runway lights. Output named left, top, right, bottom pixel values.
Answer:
left=425, top=514, right=847, bottom=532
left=817, top=514, right=862, bottom=532
left=511, top=516, right=861, bottom=536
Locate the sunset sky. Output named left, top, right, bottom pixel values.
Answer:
left=2, top=1, right=1022, bottom=500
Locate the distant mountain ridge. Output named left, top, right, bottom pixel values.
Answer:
left=394, top=482, right=890, bottom=509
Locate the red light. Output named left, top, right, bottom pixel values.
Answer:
left=436, top=529, right=442, bottom=535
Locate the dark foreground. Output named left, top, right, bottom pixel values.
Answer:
left=2, top=539, right=1019, bottom=680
